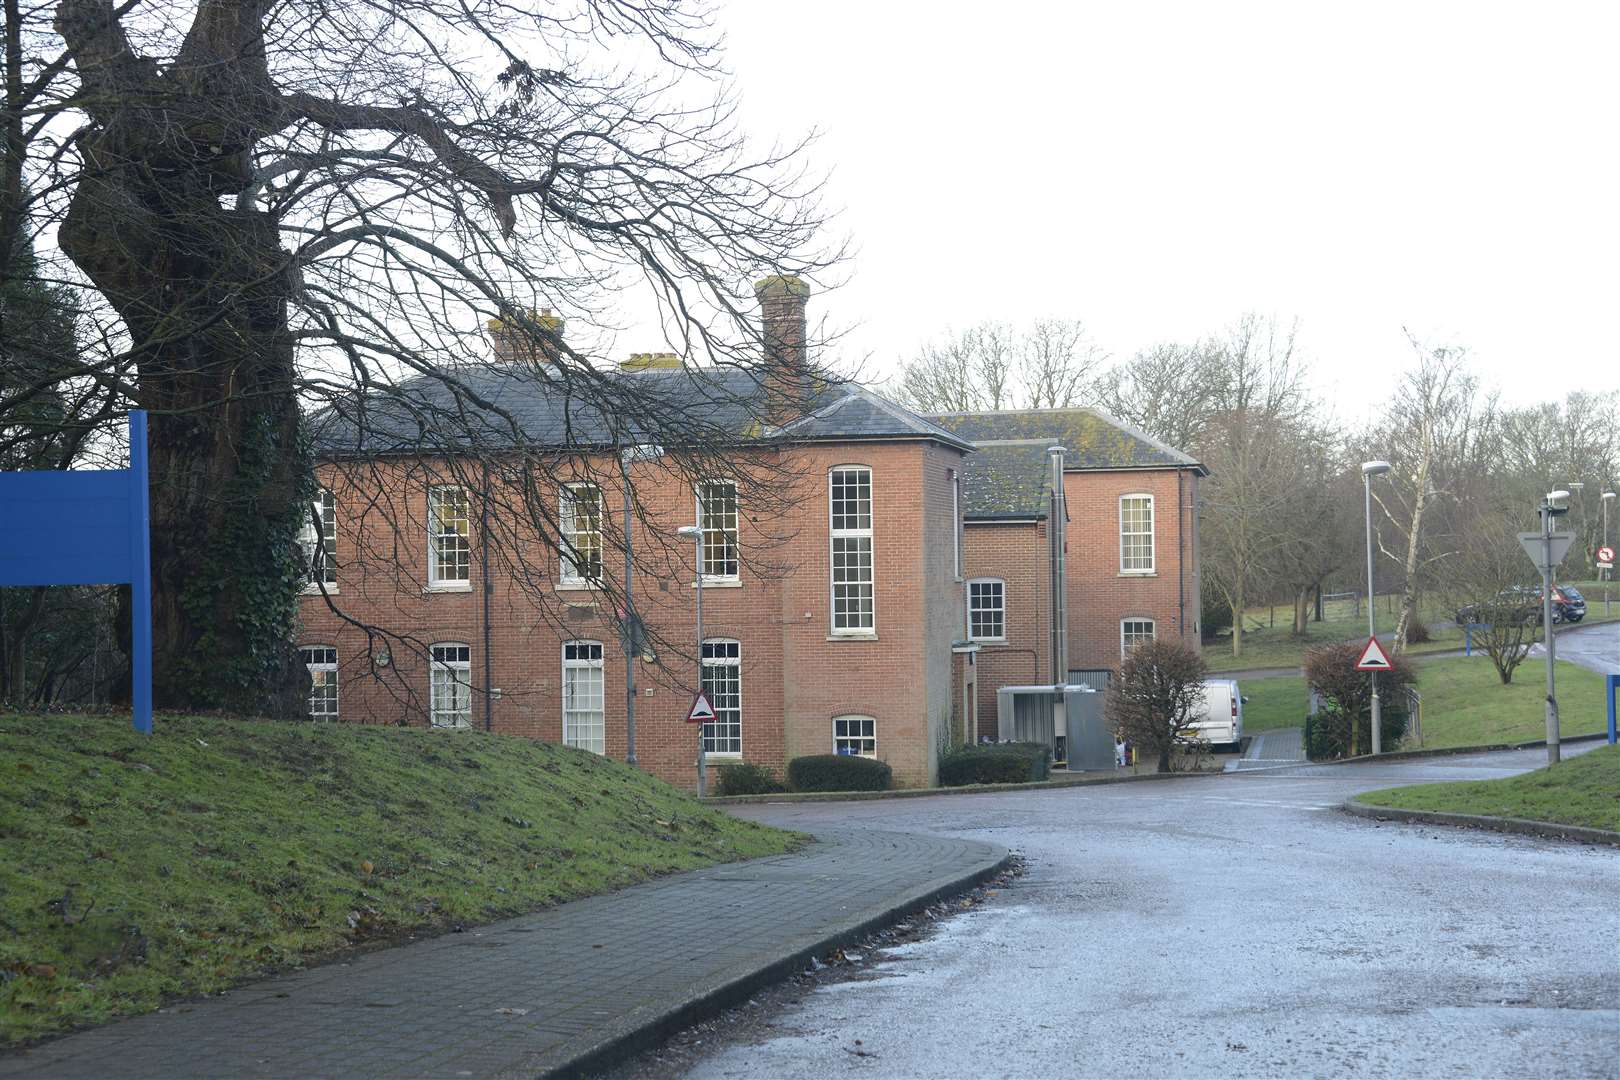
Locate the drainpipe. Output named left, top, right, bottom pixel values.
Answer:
left=480, top=461, right=494, bottom=732
left=1177, top=469, right=1186, bottom=640
left=1048, top=446, right=1068, bottom=687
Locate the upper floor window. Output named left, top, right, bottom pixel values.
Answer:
left=834, top=715, right=876, bottom=757
left=300, top=645, right=338, bottom=721
left=698, top=480, right=739, bottom=581
left=967, top=578, right=1006, bottom=641
left=1121, top=618, right=1156, bottom=658
left=829, top=466, right=874, bottom=633
left=701, top=639, right=742, bottom=756
left=1120, top=494, right=1155, bottom=574
left=428, top=485, right=471, bottom=586
left=429, top=642, right=472, bottom=728
left=562, top=641, right=605, bottom=753
left=298, top=489, right=337, bottom=588
left=560, top=482, right=603, bottom=584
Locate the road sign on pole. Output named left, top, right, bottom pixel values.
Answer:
left=1518, top=531, right=1574, bottom=572
left=685, top=690, right=716, bottom=725
left=1597, top=545, right=1615, bottom=569
left=1354, top=636, right=1392, bottom=671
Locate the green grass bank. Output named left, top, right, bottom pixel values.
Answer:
left=0, top=713, right=796, bottom=1045
left=1236, top=657, right=1613, bottom=748
left=1356, top=744, right=1620, bottom=832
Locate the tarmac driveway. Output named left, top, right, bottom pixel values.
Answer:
left=691, top=746, right=1619, bottom=1079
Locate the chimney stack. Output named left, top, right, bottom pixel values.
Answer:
left=753, top=275, right=812, bottom=422
left=487, top=308, right=564, bottom=367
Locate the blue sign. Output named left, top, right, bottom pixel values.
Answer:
left=1608, top=674, right=1618, bottom=746
left=0, top=411, right=152, bottom=733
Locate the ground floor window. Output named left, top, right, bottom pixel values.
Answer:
left=1120, top=618, right=1156, bottom=658
left=563, top=641, right=605, bottom=753
left=430, top=643, right=472, bottom=728
left=300, top=645, right=338, bottom=721
left=701, top=639, right=741, bottom=755
left=834, top=714, right=876, bottom=757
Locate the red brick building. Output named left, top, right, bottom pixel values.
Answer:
left=931, top=410, right=1206, bottom=740
left=295, top=284, right=1204, bottom=786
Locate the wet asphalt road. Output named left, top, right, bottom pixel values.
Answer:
left=1534, top=618, right=1620, bottom=675
left=682, top=746, right=1618, bottom=1079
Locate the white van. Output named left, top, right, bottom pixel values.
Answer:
left=1188, top=678, right=1245, bottom=751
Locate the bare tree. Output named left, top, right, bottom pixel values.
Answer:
left=1019, top=318, right=1104, bottom=409
left=1197, top=313, right=1313, bottom=658
left=1435, top=506, right=1544, bottom=685
left=1369, top=334, right=1498, bottom=651
left=1090, top=341, right=1228, bottom=451
left=4, top=0, right=838, bottom=711
left=1104, top=638, right=1208, bottom=773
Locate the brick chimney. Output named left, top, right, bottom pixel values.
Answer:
left=487, top=308, right=564, bottom=367
left=753, top=275, right=812, bottom=423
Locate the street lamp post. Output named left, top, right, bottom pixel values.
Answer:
left=1569, top=481, right=1585, bottom=579
left=1362, top=461, right=1392, bottom=755
left=1540, top=490, right=1571, bottom=765
left=676, top=524, right=706, bottom=797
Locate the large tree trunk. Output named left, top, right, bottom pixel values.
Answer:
left=59, top=109, right=307, bottom=713
left=1392, top=451, right=1431, bottom=653
left=1292, top=588, right=1309, bottom=637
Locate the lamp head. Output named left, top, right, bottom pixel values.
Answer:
left=676, top=525, right=702, bottom=539
left=1603, top=491, right=1617, bottom=502
left=1544, top=490, right=1571, bottom=515
left=1361, top=460, right=1392, bottom=477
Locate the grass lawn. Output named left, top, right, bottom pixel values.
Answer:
left=1205, top=584, right=1620, bottom=672
left=1356, top=744, right=1620, bottom=832
left=1229, top=656, right=1613, bottom=748
left=0, top=713, right=797, bottom=1045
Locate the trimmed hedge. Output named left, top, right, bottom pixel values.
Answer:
left=938, top=742, right=1052, bottom=787
left=713, top=762, right=785, bottom=796
left=787, top=754, right=893, bottom=792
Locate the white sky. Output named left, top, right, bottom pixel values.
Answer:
left=701, top=0, right=1619, bottom=423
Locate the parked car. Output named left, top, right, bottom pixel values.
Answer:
left=1185, top=678, right=1245, bottom=752
left=1553, top=585, right=1586, bottom=623
left=1455, top=586, right=1549, bottom=627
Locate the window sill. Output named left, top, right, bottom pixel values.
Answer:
left=692, top=578, right=743, bottom=589
left=300, top=585, right=340, bottom=596
left=555, top=581, right=602, bottom=592
left=424, top=583, right=473, bottom=593
left=970, top=637, right=1008, bottom=645
left=703, top=751, right=743, bottom=761
left=1118, top=571, right=1158, bottom=578
left=826, top=632, right=878, bottom=642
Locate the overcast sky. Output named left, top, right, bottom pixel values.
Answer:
left=705, top=0, right=1619, bottom=423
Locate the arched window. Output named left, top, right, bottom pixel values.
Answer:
left=967, top=578, right=1005, bottom=641
left=562, top=641, right=605, bottom=752
left=829, top=465, right=875, bottom=633
left=429, top=643, right=472, bottom=728
left=300, top=645, right=338, bottom=721
left=701, top=639, right=742, bottom=756
left=833, top=715, right=877, bottom=757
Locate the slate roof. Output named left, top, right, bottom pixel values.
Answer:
left=929, top=408, right=1206, bottom=520
left=310, top=365, right=973, bottom=457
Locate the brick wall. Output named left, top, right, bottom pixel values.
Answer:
left=296, top=437, right=966, bottom=790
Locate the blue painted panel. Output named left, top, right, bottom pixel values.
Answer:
left=0, top=469, right=135, bottom=586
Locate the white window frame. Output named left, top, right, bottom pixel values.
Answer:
left=428, top=485, right=471, bottom=588
left=559, top=482, right=604, bottom=585
left=300, top=645, right=338, bottom=722
left=298, top=489, right=338, bottom=591
left=696, top=480, right=740, bottom=582
left=829, top=465, right=875, bottom=635
left=429, top=643, right=472, bottom=729
left=1119, top=493, right=1156, bottom=575
left=833, top=715, right=877, bottom=758
left=967, top=578, right=1006, bottom=642
left=701, top=639, right=742, bottom=757
left=1120, top=618, right=1156, bottom=659
left=562, top=640, right=606, bottom=753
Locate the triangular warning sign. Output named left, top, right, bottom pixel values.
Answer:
left=1354, top=636, right=1393, bottom=671
left=685, top=691, right=716, bottom=724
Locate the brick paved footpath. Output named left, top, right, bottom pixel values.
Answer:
left=0, top=828, right=1007, bottom=1080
